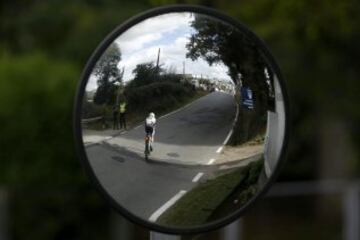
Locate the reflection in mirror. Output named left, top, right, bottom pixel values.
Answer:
left=80, top=12, right=286, bottom=229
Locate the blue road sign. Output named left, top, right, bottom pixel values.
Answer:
left=241, top=86, right=254, bottom=109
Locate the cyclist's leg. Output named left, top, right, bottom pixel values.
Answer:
left=145, top=127, right=151, bottom=152
left=145, top=134, right=149, bottom=154
left=150, top=128, right=154, bottom=151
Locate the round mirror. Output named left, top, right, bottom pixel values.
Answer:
left=74, top=5, right=289, bottom=234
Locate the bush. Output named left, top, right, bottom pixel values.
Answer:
left=245, top=158, right=264, bottom=185
left=81, top=101, right=106, bottom=119
left=125, top=80, right=195, bottom=115
left=0, top=52, right=85, bottom=186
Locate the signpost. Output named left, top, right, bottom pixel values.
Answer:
left=240, top=86, right=254, bottom=110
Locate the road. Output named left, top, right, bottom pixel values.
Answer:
left=85, top=92, right=238, bottom=221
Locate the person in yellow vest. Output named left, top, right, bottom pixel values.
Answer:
left=119, top=100, right=127, bottom=129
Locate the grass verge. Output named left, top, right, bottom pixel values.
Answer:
left=157, top=159, right=264, bottom=226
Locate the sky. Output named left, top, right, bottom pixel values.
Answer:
left=86, top=12, right=232, bottom=91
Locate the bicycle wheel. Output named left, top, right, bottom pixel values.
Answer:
left=144, top=137, right=150, bottom=160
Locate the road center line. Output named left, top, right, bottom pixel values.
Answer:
left=192, top=172, right=204, bottom=182
left=149, top=190, right=187, bottom=222
left=207, top=158, right=216, bottom=165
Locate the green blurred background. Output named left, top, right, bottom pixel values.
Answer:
left=1, top=0, right=359, bottom=239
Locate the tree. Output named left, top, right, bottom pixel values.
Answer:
left=93, top=43, right=122, bottom=105
left=186, top=14, right=273, bottom=144
left=186, top=14, right=272, bottom=108
left=129, top=62, right=163, bottom=88
left=229, top=0, right=360, bottom=178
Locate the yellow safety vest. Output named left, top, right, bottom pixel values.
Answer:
left=119, top=102, right=126, bottom=113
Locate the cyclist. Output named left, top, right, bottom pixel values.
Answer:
left=145, top=112, right=156, bottom=152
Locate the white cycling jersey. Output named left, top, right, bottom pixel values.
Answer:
left=145, top=116, right=156, bottom=127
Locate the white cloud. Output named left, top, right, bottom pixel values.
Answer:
left=86, top=75, right=97, bottom=92
left=117, top=35, right=189, bottom=81
left=116, top=32, right=162, bottom=53
left=118, top=34, right=231, bottom=83
left=116, top=12, right=192, bottom=54
left=85, top=12, right=232, bottom=91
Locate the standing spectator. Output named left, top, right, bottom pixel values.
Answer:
left=112, top=104, right=119, bottom=130
left=119, top=100, right=127, bottom=129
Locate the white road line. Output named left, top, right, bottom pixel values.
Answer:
left=215, top=101, right=239, bottom=154
left=192, top=172, right=204, bottom=182
left=223, top=129, right=233, bottom=145
left=234, top=103, right=239, bottom=124
left=149, top=190, right=187, bottom=222
left=207, top=158, right=216, bottom=165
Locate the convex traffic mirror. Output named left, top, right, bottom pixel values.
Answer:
left=74, top=5, right=289, bottom=235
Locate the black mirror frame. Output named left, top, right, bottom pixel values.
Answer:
left=73, top=4, right=291, bottom=235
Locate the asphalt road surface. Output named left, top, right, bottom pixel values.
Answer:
left=85, top=92, right=237, bottom=221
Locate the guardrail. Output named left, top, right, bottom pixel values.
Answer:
left=220, top=180, right=360, bottom=240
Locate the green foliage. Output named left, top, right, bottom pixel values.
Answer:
left=93, top=44, right=122, bottom=83
left=229, top=106, right=267, bottom=145
left=209, top=158, right=263, bottom=220
left=128, top=62, right=163, bottom=88
left=10, top=187, right=110, bottom=240
left=1, top=0, right=360, bottom=238
left=1, top=0, right=150, bottom=66
left=224, top=0, right=360, bottom=179
left=149, top=0, right=178, bottom=6
left=187, top=13, right=272, bottom=108
left=82, top=100, right=106, bottom=119
left=0, top=1, right=152, bottom=239
left=187, top=14, right=272, bottom=144
left=158, top=166, right=248, bottom=226
left=123, top=61, right=195, bottom=118
left=129, top=62, right=184, bottom=88
left=93, top=43, right=122, bottom=105
left=245, top=158, right=264, bottom=185
left=0, top=53, right=85, bottom=187
left=158, top=159, right=263, bottom=226
left=126, top=80, right=195, bottom=115
left=148, top=0, right=205, bottom=6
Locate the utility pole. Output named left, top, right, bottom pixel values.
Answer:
left=156, top=48, right=160, bottom=69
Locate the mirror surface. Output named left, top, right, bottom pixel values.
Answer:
left=78, top=11, right=287, bottom=230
